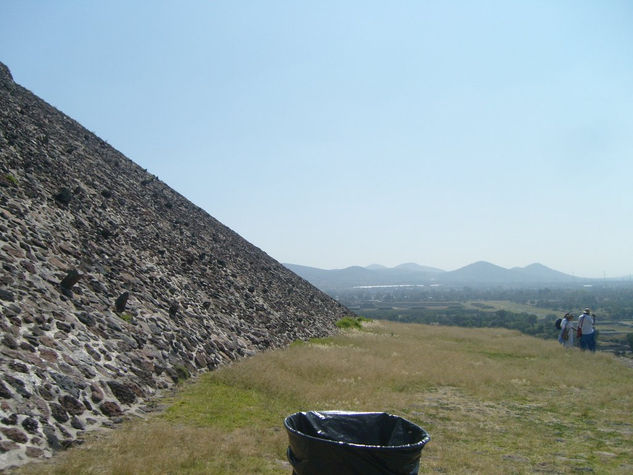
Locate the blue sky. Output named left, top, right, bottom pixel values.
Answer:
left=2, top=1, right=632, bottom=278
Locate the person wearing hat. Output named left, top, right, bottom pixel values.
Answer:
left=577, top=307, right=596, bottom=352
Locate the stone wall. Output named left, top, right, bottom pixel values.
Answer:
left=0, top=62, right=350, bottom=469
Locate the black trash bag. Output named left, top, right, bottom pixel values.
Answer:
left=284, top=411, right=430, bottom=475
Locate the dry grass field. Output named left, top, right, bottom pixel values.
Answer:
left=15, top=320, right=633, bottom=474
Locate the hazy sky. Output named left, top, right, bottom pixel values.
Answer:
left=2, top=1, right=632, bottom=278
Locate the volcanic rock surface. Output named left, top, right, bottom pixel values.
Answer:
left=0, top=62, right=349, bottom=468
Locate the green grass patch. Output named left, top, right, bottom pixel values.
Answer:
left=162, top=377, right=283, bottom=430
left=173, top=364, right=191, bottom=381
left=335, top=315, right=370, bottom=329
left=4, top=174, right=18, bottom=186
left=117, top=312, right=133, bottom=323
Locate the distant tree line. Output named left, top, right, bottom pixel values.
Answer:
left=361, top=307, right=558, bottom=339
left=336, top=285, right=633, bottom=320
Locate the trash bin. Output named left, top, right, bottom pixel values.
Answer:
left=284, top=411, right=430, bottom=475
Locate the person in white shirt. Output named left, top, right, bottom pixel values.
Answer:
left=559, top=313, right=576, bottom=348
left=577, top=307, right=596, bottom=352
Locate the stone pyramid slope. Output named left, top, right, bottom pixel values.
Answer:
left=0, top=62, right=349, bottom=468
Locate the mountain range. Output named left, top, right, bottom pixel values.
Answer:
left=284, top=261, right=588, bottom=290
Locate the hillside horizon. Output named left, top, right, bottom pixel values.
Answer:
left=284, top=260, right=628, bottom=291
left=288, top=260, right=623, bottom=277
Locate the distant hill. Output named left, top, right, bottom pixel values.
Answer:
left=446, top=261, right=577, bottom=284
left=284, top=263, right=443, bottom=290
left=510, top=263, right=578, bottom=282
left=285, top=261, right=580, bottom=290
left=284, top=264, right=383, bottom=290
left=393, top=262, right=445, bottom=273
left=365, top=264, right=387, bottom=270
left=445, top=261, right=511, bottom=282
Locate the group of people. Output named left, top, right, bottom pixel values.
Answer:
left=558, top=307, right=596, bottom=352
